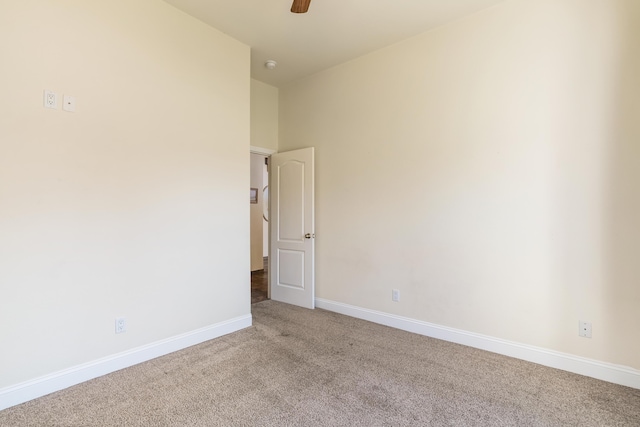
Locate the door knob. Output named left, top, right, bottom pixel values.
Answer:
left=304, top=233, right=314, bottom=239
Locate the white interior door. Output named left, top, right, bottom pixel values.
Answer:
left=270, top=147, right=315, bottom=309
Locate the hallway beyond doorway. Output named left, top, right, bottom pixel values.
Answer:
left=251, top=257, right=268, bottom=304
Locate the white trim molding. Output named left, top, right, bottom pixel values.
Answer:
left=250, top=145, right=276, bottom=155
left=0, top=314, right=252, bottom=411
left=315, top=298, right=640, bottom=390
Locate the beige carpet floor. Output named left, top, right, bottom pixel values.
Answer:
left=1, top=300, right=639, bottom=426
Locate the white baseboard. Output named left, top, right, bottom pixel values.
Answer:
left=315, top=298, right=640, bottom=390
left=0, top=314, right=252, bottom=411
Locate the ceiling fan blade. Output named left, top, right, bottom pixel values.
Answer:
left=291, top=0, right=311, bottom=13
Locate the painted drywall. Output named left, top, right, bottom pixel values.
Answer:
left=250, top=154, right=265, bottom=271
left=279, top=0, right=640, bottom=370
left=250, top=78, right=277, bottom=261
left=250, top=79, right=279, bottom=152
left=0, top=0, right=250, bottom=389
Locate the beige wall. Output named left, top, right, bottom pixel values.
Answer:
left=250, top=79, right=279, bottom=152
left=0, top=0, right=250, bottom=388
left=250, top=78, right=277, bottom=262
left=280, top=0, right=640, bottom=369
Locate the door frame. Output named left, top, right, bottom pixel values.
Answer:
left=250, top=146, right=276, bottom=299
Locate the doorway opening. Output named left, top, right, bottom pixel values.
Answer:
left=250, top=151, right=271, bottom=304
left=251, top=257, right=268, bottom=304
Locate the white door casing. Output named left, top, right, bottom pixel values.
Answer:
left=270, top=147, right=315, bottom=309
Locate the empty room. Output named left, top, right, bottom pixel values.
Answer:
left=1, top=0, right=639, bottom=425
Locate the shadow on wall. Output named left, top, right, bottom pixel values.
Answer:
left=604, top=2, right=640, bottom=368
left=546, top=1, right=639, bottom=370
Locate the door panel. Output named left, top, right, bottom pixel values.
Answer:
left=270, top=147, right=315, bottom=309
left=278, top=161, right=305, bottom=242
left=277, top=249, right=305, bottom=289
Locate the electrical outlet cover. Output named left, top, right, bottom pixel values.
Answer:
left=115, top=317, right=127, bottom=334
left=44, top=90, right=57, bottom=109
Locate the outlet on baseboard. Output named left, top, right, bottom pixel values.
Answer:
left=115, top=317, right=127, bottom=334
left=392, top=289, right=400, bottom=302
left=579, top=320, right=592, bottom=338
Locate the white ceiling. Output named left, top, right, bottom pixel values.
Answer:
left=163, top=0, right=507, bottom=88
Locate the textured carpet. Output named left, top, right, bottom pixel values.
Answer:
left=1, top=300, right=639, bottom=426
